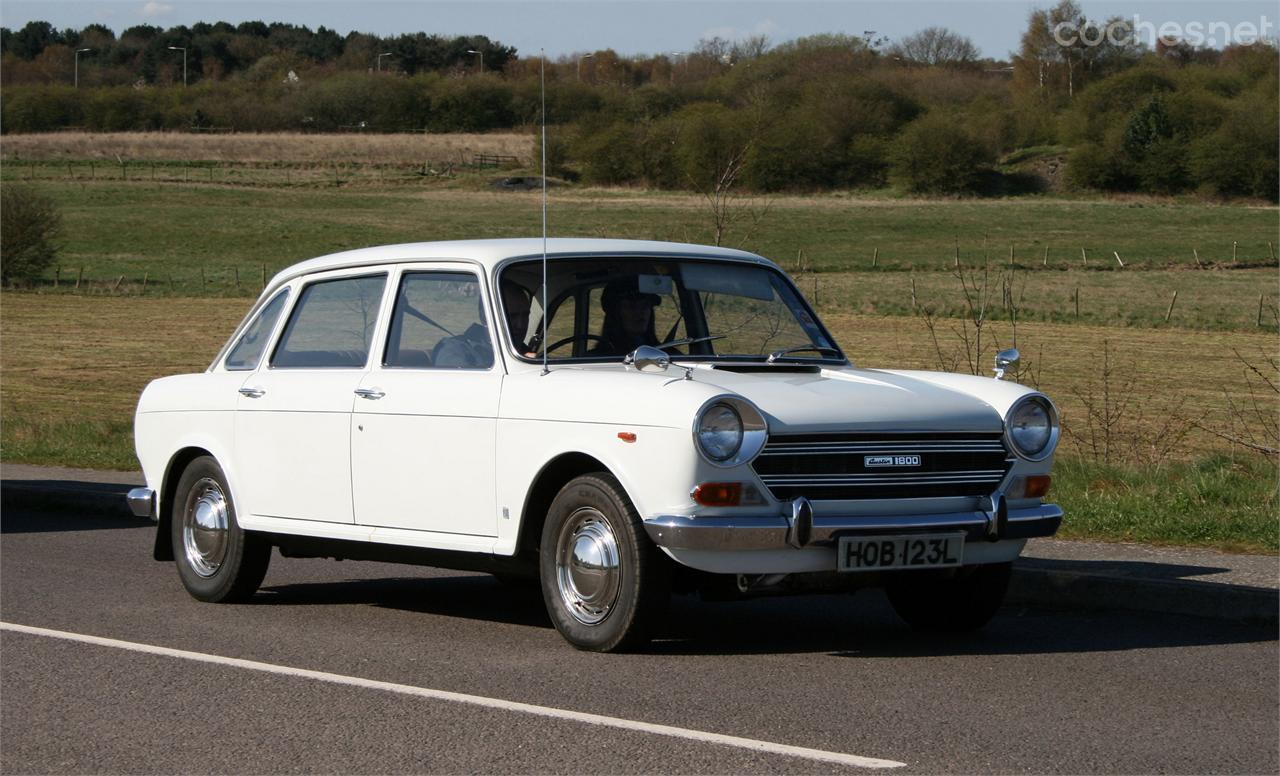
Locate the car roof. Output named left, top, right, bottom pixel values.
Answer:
left=267, top=238, right=772, bottom=290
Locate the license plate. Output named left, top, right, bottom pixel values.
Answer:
left=837, top=533, right=964, bottom=572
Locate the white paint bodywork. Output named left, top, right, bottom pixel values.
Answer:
left=134, top=238, right=1060, bottom=576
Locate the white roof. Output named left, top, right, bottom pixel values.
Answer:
left=267, top=238, right=771, bottom=291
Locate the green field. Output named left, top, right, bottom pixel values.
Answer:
left=1, top=174, right=1276, bottom=553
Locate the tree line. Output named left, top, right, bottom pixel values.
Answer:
left=2, top=1, right=1276, bottom=200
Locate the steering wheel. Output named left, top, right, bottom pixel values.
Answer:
left=543, top=334, right=606, bottom=355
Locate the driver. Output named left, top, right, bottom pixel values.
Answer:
left=590, top=276, right=661, bottom=356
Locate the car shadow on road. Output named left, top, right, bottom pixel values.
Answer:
left=0, top=506, right=145, bottom=534
left=250, top=571, right=1275, bottom=657
left=254, top=574, right=555, bottom=630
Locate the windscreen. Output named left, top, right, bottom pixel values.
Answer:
left=498, top=257, right=841, bottom=363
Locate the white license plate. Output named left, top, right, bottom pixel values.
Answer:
left=837, top=533, right=965, bottom=572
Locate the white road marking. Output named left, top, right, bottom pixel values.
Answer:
left=2, top=621, right=904, bottom=769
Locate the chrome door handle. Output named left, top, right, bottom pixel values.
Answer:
left=238, top=387, right=266, bottom=399
left=354, top=387, right=385, bottom=400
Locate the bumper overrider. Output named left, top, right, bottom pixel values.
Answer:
left=643, top=500, right=1063, bottom=552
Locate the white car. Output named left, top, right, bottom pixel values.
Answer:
left=129, top=238, right=1062, bottom=651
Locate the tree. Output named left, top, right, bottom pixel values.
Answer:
left=890, top=113, right=995, bottom=193
left=889, top=27, right=979, bottom=67
left=1, top=184, right=62, bottom=285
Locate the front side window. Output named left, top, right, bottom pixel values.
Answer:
left=384, top=272, right=493, bottom=369
left=271, top=274, right=387, bottom=368
left=225, top=288, right=289, bottom=371
left=500, top=258, right=841, bottom=363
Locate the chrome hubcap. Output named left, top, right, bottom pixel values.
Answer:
left=182, top=478, right=229, bottom=578
left=555, top=508, right=621, bottom=625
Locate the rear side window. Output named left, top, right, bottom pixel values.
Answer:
left=271, top=275, right=387, bottom=369
left=225, top=289, right=289, bottom=371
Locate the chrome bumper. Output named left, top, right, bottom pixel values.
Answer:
left=127, top=487, right=156, bottom=520
left=643, top=503, right=1062, bottom=552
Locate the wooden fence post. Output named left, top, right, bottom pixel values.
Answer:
left=1008, top=244, right=1015, bottom=266
left=76, top=267, right=84, bottom=290
left=954, top=240, right=960, bottom=268
left=1164, top=290, right=1177, bottom=322
left=1259, top=294, right=1266, bottom=327
left=200, top=266, right=206, bottom=292
left=1042, top=245, right=1049, bottom=267
left=233, top=266, right=240, bottom=290
left=1081, top=247, right=1087, bottom=266
left=872, top=247, right=878, bottom=268
left=1193, top=248, right=1202, bottom=268
left=112, top=275, right=124, bottom=292
left=141, top=272, right=149, bottom=293
left=1074, top=287, right=1080, bottom=319
left=1113, top=251, right=1125, bottom=268
left=54, top=267, right=60, bottom=288
left=1233, top=241, right=1238, bottom=262
left=910, top=275, right=918, bottom=312
left=261, top=264, right=267, bottom=289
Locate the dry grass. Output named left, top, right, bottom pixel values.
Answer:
left=2, top=293, right=1274, bottom=468
left=2, top=131, right=534, bottom=165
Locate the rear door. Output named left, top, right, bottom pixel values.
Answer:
left=234, top=270, right=389, bottom=524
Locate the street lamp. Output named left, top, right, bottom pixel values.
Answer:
left=167, top=46, right=187, bottom=86
left=74, top=48, right=92, bottom=88
left=577, top=52, right=594, bottom=82
left=377, top=52, right=393, bottom=72
left=466, top=49, right=483, bottom=74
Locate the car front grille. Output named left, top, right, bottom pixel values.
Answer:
left=750, top=431, right=1013, bottom=501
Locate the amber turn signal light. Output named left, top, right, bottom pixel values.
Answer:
left=692, top=482, right=742, bottom=507
left=1024, top=475, right=1052, bottom=498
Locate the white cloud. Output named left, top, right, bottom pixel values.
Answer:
left=141, top=1, right=174, bottom=18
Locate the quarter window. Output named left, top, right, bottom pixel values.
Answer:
left=384, top=272, right=493, bottom=369
left=271, top=275, right=387, bottom=368
left=225, top=288, right=289, bottom=371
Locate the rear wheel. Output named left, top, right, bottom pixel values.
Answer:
left=539, top=473, right=670, bottom=652
left=885, top=562, right=1012, bottom=632
left=171, top=456, right=270, bottom=603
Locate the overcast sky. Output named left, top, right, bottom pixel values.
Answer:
left=2, top=1, right=1275, bottom=60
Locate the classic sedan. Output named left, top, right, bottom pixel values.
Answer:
left=129, top=238, right=1062, bottom=651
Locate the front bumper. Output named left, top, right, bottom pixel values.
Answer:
left=643, top=503, right=1062, bottom=552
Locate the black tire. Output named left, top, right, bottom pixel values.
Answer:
left=539, top=473, right=670, bottom=652
left=884, top=562, right=1012, bottom=632
left=170, top=456, right=270, bottom=603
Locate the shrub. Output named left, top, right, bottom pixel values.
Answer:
left=889, top=113, right=994, bottom=193
left=1, top=184, right=62, bottom=285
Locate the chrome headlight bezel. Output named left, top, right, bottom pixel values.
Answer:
left=1004, top=393, right=1060, bottom=461
left=692, top=396, right=769, bottom=468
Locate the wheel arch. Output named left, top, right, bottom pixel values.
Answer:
left=516, top=452, right=621, bottom=560
left=154, top=446, right=215, bottom=561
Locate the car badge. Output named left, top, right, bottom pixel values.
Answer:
left=864, top=455, right=922, bottom=468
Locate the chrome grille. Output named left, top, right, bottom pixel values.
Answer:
left=751, top=431, right=1013, bottom=501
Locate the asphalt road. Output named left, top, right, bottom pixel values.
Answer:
left=2, top=506, right=1276, bottom=775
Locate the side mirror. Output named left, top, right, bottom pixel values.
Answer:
left=625, top=345, right=670, bottom=373
left=993, top=348, right=1020, bottom=380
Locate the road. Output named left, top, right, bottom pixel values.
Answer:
left=2, top=505, right=1276, bottom=774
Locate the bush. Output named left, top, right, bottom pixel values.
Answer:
left=1, top=184, right=62, bottom=285
left=889, top=113, right=994, bottom=194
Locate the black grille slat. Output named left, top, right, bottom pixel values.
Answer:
left=752, top=431, right=1013, bottom=501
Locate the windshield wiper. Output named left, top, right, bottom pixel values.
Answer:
left=656, top=334, right=725, bottom=352
left=766, top=345, right=842, bottom=363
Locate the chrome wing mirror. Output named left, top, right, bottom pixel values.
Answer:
left=993, top=348, right=1020, bottom=380
left=624, top=346, right=670, bottom=373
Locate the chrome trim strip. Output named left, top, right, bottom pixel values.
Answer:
left=126, top=487, right=156, bottom=521
left=643, top=504, right=1063, bottom=552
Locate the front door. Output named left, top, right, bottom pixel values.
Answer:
left=351, top=269, right=501, bottom=537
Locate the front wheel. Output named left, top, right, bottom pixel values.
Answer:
left=171, top=456, right=270, bottom=603
left=539, top=473, right=670, bottom=652
left=884, top=562, right=1012, bottom=632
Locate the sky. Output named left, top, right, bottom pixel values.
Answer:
left=1, top=0, right=1275, bottom=60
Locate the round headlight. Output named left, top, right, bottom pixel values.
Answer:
left=697, top=403, right=744, bottom=462
left=1006, top=395, right=1057, bottom=460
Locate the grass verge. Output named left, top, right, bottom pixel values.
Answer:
left=1053, top=455, right=1278, bottom=554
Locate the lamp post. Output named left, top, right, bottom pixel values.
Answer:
left=577, top=52, right=594, bottom=82
left=74, top=48, right=92, bottom=88
left=167, top=46, right=187, bottom=86
left=669, top=52, right=682, bottom=85
left=377, top=52, right=392, bottom=72
left=466, top=49, right=483, bottom=74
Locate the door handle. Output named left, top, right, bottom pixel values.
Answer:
left=238, top=386, right=266, bottom=399
left=354, top=387, right=385, bottom=400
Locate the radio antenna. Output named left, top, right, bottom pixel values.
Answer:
left=540, top=48, right=550, bottom=376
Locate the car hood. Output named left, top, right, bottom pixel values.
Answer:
left=687, top=364, right=1006, bottom=433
